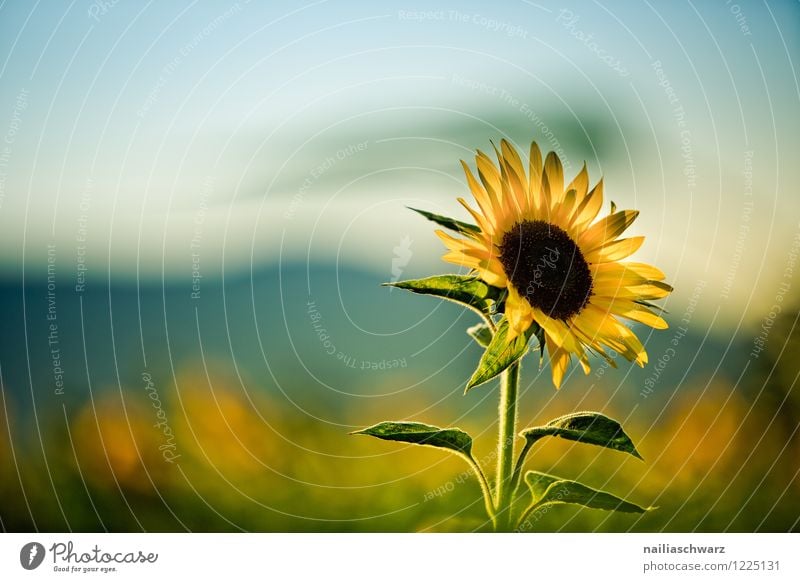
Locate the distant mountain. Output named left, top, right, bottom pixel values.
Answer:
left=0, top=264, right=749, bottom=423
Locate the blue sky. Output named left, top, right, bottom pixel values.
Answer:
left=0, top=0, right=798, bottom=328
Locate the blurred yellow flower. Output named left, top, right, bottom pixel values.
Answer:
left=72, top=393, right=171, bottom=493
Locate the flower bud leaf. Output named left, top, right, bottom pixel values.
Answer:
left=466, top=317, right=535, bottom=392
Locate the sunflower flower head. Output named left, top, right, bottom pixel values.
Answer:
left=436, top=140, right=672, bottom=388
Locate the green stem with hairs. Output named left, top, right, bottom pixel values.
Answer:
left=494, top=361, right=520, bottom=531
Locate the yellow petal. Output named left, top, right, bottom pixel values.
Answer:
left=592, top=269, right=655, bottom=295
left=585, top=236, right=645, bottom=263
left=457, top=197, right=495, bottom=238
left=502, top=143, right=532, bottom=216
left=548, top=345, right=571, bottom=388
left=578, top=351, right=591, bottom=374
left=572, top=327, right=618, bottom=367
left=505, top=285, right=534, bottom=338
left=529, top=142, right=544, bottom=212
left=476, top=151, right=502, bottom=200
left=435, top=229, right=490, bottom=255
left=573, top=305, right=641, bottom=362
left=554, top=188, right=577, bottom=230
left=492, top=142, right=524, bottom=220
left=620, top=309, right=668, bottom=329
left=532, top=307, right=582, bottom=353
left=620, top=262, right=666, bottom=281
left=571, top=179, right=604, bottom=230
left=477, top=262, right=508, bottom=287
left=591, top=262, right=666, bottom=284
left=584, top=304, right=648, bottom=366
left=442, top=251, right=482, bottom=269
left=542, top=151, right=565, bottom=207
left=612, top=281, right=673, bottom=300
left=591, top=296, right=669, bottom=329
left=579, top=210, right=639, bottom=251
left=460, top=161, right=497, bottom=230
left=567, top=163, right=589, bottom=199
left=617, top=323, right=648, bottom=366
left=500, top=139, right=527, bottom=187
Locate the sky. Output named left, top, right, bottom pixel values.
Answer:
left=0, top=0, right=798, bottom=329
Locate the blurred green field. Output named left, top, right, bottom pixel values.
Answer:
left=2, top=304, right=797, bottom=533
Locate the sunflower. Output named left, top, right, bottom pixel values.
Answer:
left=436, top=140, right=672, bottom=387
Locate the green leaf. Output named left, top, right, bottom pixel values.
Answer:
left=467, top=323, right=493, bottom=347
left=524, top=471, right=562, bottom=501
left=384, top=275, right=501, bottom=317
left=408, top=207, right=480, bottom=237
left=351, top=421, right=473, bottom=456
left=466, top=317, right=535, bottom=392
left=524, top=471, right=652, bottom=514
left=520, top=411, right=643, bottom=459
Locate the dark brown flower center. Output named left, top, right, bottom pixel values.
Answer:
left=499, top=220, right=592, bottom=320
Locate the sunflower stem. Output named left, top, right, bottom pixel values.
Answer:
left=494, top=361, right=519, bottom=531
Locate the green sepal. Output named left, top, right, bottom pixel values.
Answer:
left=383, top=275, right=501, bottom=318
left=467, top=323, right=493, bottom=347
left=634, top=299, right=669, bottom=314
left=408, top=207, right=480, bottom=237
left=466, top=317, right=536, bottom=392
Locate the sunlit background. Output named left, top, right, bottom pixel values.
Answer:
left=0, top=0, right=798, bottom=532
